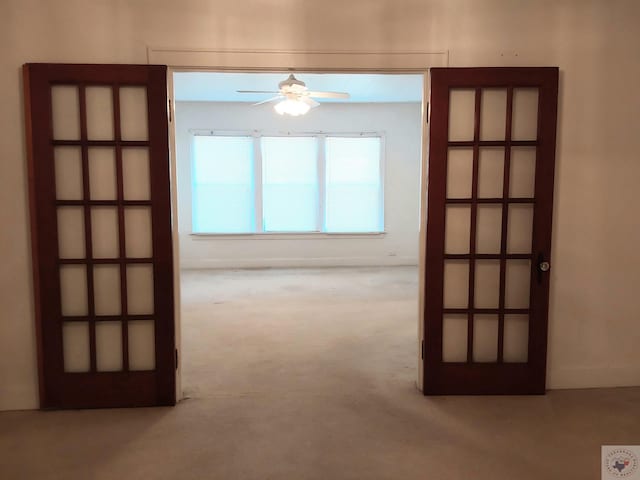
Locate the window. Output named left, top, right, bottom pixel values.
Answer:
left=262, top=137, right=318, bottom=232
left=325, top=137, right=382, bottom=233
left=191, top=134, right=383, bottom=234
left=192, top=136, right=255, bottom=233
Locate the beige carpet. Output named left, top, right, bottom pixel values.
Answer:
left=1, top=266, right=639, bottom=479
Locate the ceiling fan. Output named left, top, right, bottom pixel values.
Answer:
left=237, top=74, right=350, bottom=116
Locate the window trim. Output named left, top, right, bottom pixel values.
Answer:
left=190, top=130, right=386, bottom=235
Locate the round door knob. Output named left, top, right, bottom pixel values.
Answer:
left=539, top=261, right=550, bottom=272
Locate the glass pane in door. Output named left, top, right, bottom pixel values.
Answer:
left=477, top=148, right=504, bottom=198
left=123, top=148, right=151, bottom=200
left=57, top=207, right=85, bottom=259
left=445, top=205, right=471, bottom=254
left=51, top=86, right=80, bottom=140
left=128, top=320, right=156, bottom=370
left=125, top=207, right=153, bottom=258
left=120, top=87, right=149, bottom=141
left=93, top=265, right=121, bottom=316
left=442, top=315, right=468, bottom=362
left=473, top=315, right=499, bottom=362
left=476, top=205, right=502, bottom=254
left=503, top=314, right=529, bottom=362
left=443, top=261, right=469, bottom=309
left=59, top=265, right=88, bottom=316
left=448, top=89, right=475, bottom=141
left=510, top=147, right=536, bottom=198
left=63, top=322, right=90, bottom=372
left=96, top=321, right=123, bottom=371
left=54, top=147, right=83, bottom=200
left=88, top=148, right=117, bottom=200
left=86, top=86, right=114, bottom=140
left=91, top=207, right=119, bottom=259
left=127, top=264, right=154, bottom=315
left=474, top=260, right=500, bottom=309
left=505, top=260, right=531, bottom=309
left=507, top=205, right=534, bottom=254
left=512, top=88, right=539, bottom=141
left=480, top=89, right=507, bottom=141
left=446, top=148, right=473, bottom=198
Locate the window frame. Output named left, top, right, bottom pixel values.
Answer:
left=189, top=130, right=386, bottom=237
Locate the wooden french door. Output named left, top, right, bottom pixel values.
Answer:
left=23, top=64, right=175, bottom=408
left=423, top=67, right=558, bottom=394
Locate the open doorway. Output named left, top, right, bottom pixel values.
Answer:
left=171, top=71, right=426, bottom=399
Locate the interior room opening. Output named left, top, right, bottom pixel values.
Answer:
left=171, top=70, right=425, bottom=398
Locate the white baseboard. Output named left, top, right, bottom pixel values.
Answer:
left=547, top=365, right=640, bottom=390
left=180, top=256, right=418, bottom=269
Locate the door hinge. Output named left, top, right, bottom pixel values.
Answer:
left=426, top=101, right=429, bottom=123
left=168, top=98, right=172, bottom=123
left=421, top=340, right=424, bottom=360
left=175, top=348, right=178, bottom=369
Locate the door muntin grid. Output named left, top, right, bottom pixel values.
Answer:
left=52, top=83, right=156, bottom=374
left=442, top=86, right=537, bottom=365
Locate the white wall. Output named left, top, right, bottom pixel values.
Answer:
left=2, top=0, right=640, bottom=410
left=175, top=101, right=422, bottom=269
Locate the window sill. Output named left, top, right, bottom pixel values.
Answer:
left=189, top=232, right=387, bottom=240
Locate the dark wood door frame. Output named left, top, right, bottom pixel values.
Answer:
left=24, top=63, right=176, bottom=408
left=423, top=67, right=559, bottom=395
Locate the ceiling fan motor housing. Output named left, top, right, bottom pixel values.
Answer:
left=279, top=74, right=307, bottom=92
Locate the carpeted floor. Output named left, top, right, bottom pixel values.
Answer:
left=1, top=266, right=639, bottom=479
left=180, top=267, right=420, bottom=400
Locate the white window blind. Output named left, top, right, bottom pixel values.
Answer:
left=261, top=137, right=319, bottom=232
left=191, top=134, right=383, bottom=234
left=325, top=137, right=383, bottom=232
left=192, top=136, right=255, bottom=233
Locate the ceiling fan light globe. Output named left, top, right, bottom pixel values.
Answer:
left=274, top=98, right=311, bottom=116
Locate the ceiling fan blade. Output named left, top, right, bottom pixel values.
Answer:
left=301, top=97, right=320, bottom=108
left=237, top=90, right=281, bottom=94
left=252, top=96, right=282, bottom=106
left=306, top=91, right=350, bottom=99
